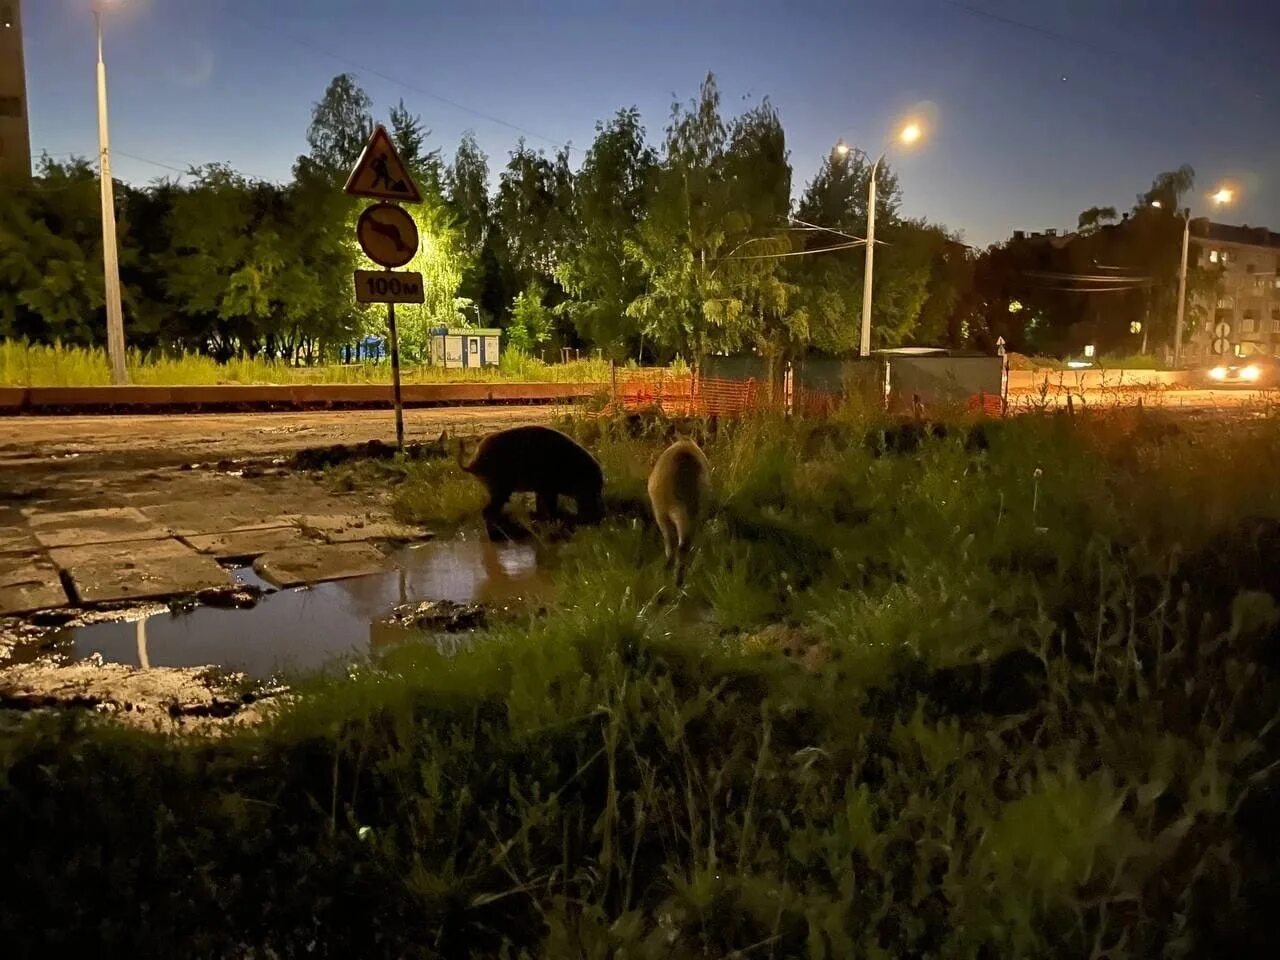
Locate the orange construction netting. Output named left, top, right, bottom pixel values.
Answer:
left=604, top=371, right=766, bottom=417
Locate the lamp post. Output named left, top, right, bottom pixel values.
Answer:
left=95, top=1, right=128, bottom=385
left=1160, top=186, right=1234, bottom=368
left=836, top=121, right=924, bottom=356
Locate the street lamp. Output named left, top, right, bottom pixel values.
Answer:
left=94, top=1, right=128, bottom=385
left=1166, top=183, right=1235, bottom=368
left=835, top=119, right=926, bottom=356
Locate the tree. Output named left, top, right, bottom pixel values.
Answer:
left=789, top=146, right=929, bottom=353
left=389, top=98, right=443, bottom=196
left=305, top=74, right=373, bottom=178
left=446, top=132, right=490, bottom=257
left=506, top=283, right=555, bottom=354
left=492, top=140, right=572, bottom=287
left=555, top=108, right=656, bottom=358
left=1077, top=206, right=1118, bottom=234
left=625, top=75, right=794, bottom=362
left=1138, top=165, right=1195, bottom=212
left=0, top=156, right=113, bottom=344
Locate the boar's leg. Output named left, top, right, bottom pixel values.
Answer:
left=535, top=490, right=560, bottom=521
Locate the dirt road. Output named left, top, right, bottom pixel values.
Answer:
left=0, top=404, right=562, bottom=476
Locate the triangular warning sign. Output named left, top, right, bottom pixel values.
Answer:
left=344, top=125, right=423, bottom=203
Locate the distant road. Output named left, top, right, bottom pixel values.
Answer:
left=1006, top=387, right=1276, bottom=412
left=0, top=405, right=562, bottom=475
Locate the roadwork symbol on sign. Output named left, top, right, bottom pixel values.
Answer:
left=357, top=203, right=419, bottom=269
left=344, top=125, right=423, bottom=203
left=354, top=270, right=425, bottom=305
left=1212, top=337, right=1230, bottom=356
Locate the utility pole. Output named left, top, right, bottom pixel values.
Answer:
left=1172, top=211, right=1190, bottom=368
left=860, top=157, right=880, bottom=357
left=95, top=4, right=128, bottom=385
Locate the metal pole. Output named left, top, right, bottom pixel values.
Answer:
left=1173, top=212, right=1191, bottom=368
left=859, top=154, right=882, bottom=357
left=386, top=300, right=405, bottom=451
left=95, top=7, right=128, bottom=385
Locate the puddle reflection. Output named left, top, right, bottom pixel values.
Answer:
left=61, top=539, right=548, bottom=677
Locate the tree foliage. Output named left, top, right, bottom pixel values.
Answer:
left=2, top=71, right=1212, bottom=366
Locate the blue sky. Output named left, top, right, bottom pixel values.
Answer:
left=22, top=0, right=1280, bottom=245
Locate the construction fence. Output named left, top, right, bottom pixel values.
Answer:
left=605, top=354, right=1007, bottom=418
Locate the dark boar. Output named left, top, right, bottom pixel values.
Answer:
left=460, top=426, right=604, bottom=537
left=647, top=439, right=711, bottom=585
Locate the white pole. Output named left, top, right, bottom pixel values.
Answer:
left=859, top=154, right=882, bottom=357
left=1173, top=212, right=1190, bottom=368
left=96, top=7, right=128, bottom=385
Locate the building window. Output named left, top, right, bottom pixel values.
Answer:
left=2, top=6, right=13, bottom=30
left=1217, top=296, right=1234, bottom=309
left=1209, top=250, right=1219, bottom=263
left=1243, top=310, right=1258, bottom=334
left=0, top=97, right=21, bottom=119
left=1247, top=263, right=1256, bottom=274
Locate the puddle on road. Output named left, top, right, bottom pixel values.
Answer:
left=53, top=539, right=549, bottom=677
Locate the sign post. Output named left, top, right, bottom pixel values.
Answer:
left=387, top=302, right=405, bottom=449
left=345, top=125, right=424, bottom=452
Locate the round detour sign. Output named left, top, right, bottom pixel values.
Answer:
left=356, top=203, right=419, bottom=269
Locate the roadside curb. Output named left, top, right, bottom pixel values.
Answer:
left=0, top=382, right=606, bottom=416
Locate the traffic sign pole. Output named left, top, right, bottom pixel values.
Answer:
left=344, top=126, right=422, bottom=453
left=387, top=296, right=405, bottom=452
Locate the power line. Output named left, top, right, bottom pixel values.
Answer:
left=724, top=240, right=866, bottom=260
left=225, top=8, right=575, bottom=155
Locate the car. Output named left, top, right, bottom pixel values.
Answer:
left=1202, top=356, right=1280, bottom=387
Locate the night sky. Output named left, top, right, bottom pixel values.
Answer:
left=22, top=0, right=1280, bottom=246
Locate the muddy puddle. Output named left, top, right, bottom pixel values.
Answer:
left=45, top=540, right=549, bottom=678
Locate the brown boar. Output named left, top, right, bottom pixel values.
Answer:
left=647, top=439, right=711, bottom=585
left=459, top=425, right=604, bottom=538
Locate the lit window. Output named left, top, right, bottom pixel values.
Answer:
left=1209, top=250, right=1219, bottom=263
left=2, top=5, right=12, bottom=29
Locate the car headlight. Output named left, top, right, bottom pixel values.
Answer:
left=1209, top=366, right=1227, bottom=380
left=1241, top=364, right=1261, bottom=381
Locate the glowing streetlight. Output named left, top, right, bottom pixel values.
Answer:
left=1158, top=183, right=1238, bottom=367
left=94, top=0, right=128, bottom=384
left=845, top=118, right=926, bottom=356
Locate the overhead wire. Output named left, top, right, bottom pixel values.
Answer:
left=224, top=7, right=574, bottom=155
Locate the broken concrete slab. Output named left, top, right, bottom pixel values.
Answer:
left=0, top=550, right=70, bottom=615
left=27, top=507, right=168, bottom=549
left=253, top=541, right=388, bottom=588
left=139, top=497, right=295, bottom=536
left=0, top=524, right=38, bottom=554
left=298, top=513, right=430, bottom=544
left=0, top=657, right=287, bottom=733
left=183, top=524, right=315, bottom=561
left=49, top=537, right=233, bottom=604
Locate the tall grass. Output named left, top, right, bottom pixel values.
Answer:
left=0, top=339, right=613, bottom=387
left=3, top=406, right=1278, bottom=956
